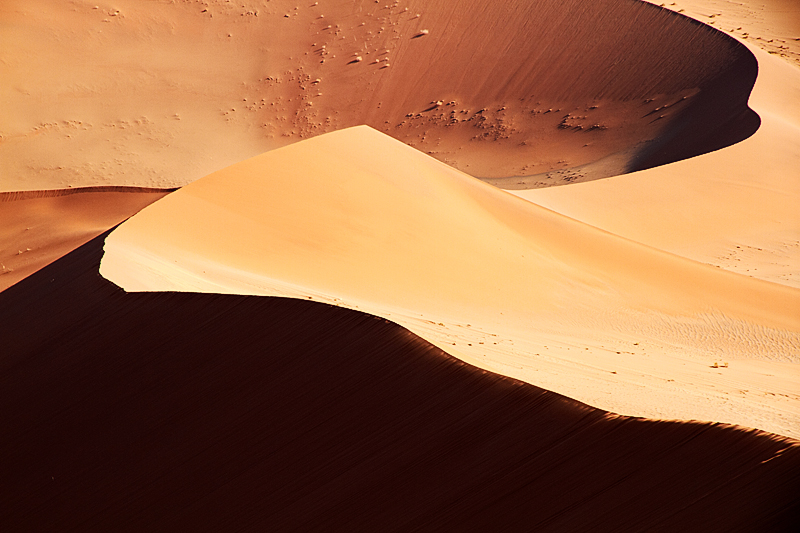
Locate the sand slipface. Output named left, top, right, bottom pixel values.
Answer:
left=2, top=0, right=800, bottom=527
left=646, top=0, right=800, bottom=67
left=101, top=125, right=800, bottom=438
left=2, top=0, right=759, bottom=191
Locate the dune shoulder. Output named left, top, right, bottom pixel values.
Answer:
left=513, top=43, right=800, bottom=290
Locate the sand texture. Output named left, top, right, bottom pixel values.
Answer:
left=2, top=234, right=799, bottom=531
left=516, top=43, right=800, bottom=289
left=647, top=0, right=800, bottom=67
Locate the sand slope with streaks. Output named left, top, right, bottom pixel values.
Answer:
left=1, top=0, right=759, bottom=191
left=516, top=43, right=800, bottom=289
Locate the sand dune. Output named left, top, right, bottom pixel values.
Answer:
left=2, top=0, right=759, bottom=191
left=515, top=43, right=800, bottom=289
left=101, top=125, right=800, bottom=438
left=3, top=0, right=799, bottom=527
left=2, top=234, right=798, bottom=530
left=0, top=187, right=171, bottom=292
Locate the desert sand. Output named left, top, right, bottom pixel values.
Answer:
left=1, top=0, right=763, bottom=190
left=2, top=234, right=798, bottom=530
left=516, top=43, right=800, bottom=289
left=648, top=0, right=800, bottom=67
left=2, top=0, right=800, bottom=529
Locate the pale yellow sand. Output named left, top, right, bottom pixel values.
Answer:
left=101, top=125, right=800, bottom=438
left=515, top=44, right=800, bottom=289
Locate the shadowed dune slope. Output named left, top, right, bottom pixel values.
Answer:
left=645, top=0, right=800, bottom=67
left=0, top=188, right=171, bottom=292
left=2, top=0, right=758, bottom=191
left=1, top=233, right=799, bottom=531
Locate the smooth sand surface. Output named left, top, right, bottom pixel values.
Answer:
left=1, top=0, right=760, bottom=191
left=514, top=43, right=800, bottom=289
left=2, top=234, right=799, bottom=531
left=0, top=188, right=171, bottom=292
left=101, top=125, right=800, bottom=439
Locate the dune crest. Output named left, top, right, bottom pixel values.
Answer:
left=646, top=0, right=800, bottom=67
left=101, top=125, right=800, bottom=438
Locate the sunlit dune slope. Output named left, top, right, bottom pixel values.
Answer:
left=2, top=0, right=757, bottom=191
left=0, top=187, right=171, bottom=292
left=2, top=234, right=799, bottom=531
left=515, top=44, right=800, bottom=288
left=101, top=126, right=800, bottom=438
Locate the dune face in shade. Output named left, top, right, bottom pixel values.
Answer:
left=100, top=125, right=800, bottom=439
left=1, top=0, right=758, bottom=191
left=1, top=234, right=799, bottom=531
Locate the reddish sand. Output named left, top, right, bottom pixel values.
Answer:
left=647, top=0, right=800, bottom=67
left=515, top=13, right=800, bottom=290
left=1, top=234, right=798, bottom=531
left=0, top=188, right=171, bottom=292
left=2, top=0, right=759, bottom=190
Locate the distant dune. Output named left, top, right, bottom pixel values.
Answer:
left=1, top=234, right=798, bottom=531
left=2, top=0, right=759, bottom=191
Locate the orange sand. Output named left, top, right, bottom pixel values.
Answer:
left=515, top=33, right=800, bottom=290
left=1, top=0, right=761, bottom=190
left=4, top=0, right=799, bottom=443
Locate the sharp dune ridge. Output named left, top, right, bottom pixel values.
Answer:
left=2, top=0, right=759, bottom=191
left=516, top=40, right=800, bottom=289
left=0, top=186, right=178, bottom=202
left=1, top=234, right=799, bottom=531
